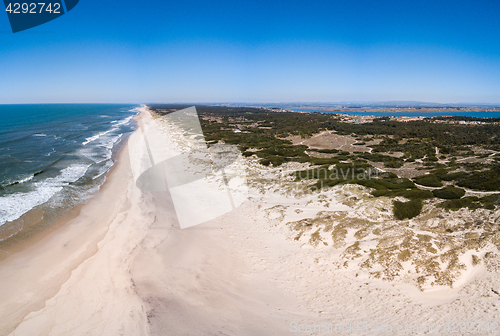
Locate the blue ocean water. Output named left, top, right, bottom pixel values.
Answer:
left=289, top=108, right=500, bottom=118
left=0, top=104, right=138, bottom=230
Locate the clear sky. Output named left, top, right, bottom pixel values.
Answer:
left=1, top=0, right=500, bottom=104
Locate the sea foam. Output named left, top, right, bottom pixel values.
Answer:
left=0, top=164, right=90, bottom=227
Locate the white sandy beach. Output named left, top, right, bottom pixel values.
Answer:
left=0, top=107, right=499, bottom=336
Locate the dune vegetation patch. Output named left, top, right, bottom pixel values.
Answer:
left=174, top=105, right=500, bottom=290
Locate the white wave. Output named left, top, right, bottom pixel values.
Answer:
left=91, top=171, right=107, bottom=181
left=112, top=115, right=134, bottom=127
left=17, top=174, right=35, bottom=184
left=33, top=133, right=47, bottom=137
left=58, top=164, right=91, bottom=183
left=84, top=114, right=132, bottom=145
left=2, top=174, right=36, bottom=187
left=86, top=151, right=112, bottom=164
left=101, top=134, right=123, bottom=149
left=93, top=153, right=113, bottom=164
left=77, top=144, right=112, bottom=163
left=0, top=164, right=90, bottom=226
left=112, top=133, right=123, bottom=143
left=92, top=161, right=113, bottom=180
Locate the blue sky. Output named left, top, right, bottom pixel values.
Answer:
left=1, top=0, right=500, bottom=104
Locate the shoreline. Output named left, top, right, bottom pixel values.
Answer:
left=0, top=108, right=139, bottom=259
left=1, top=106, right=498, bottom=335
left=0, top=142, right=133, bottom=334
left=0, top=106, right=307, bottom=335
left=0, top=109, right=143, bottom=335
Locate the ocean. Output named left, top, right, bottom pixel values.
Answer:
left=0, top=104, right=138, bottom=241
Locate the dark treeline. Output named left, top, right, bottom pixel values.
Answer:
left=150, top=105, right=500, bottom=149
left=332, top=120, right=500, bottom=149
left=147, top=105, right=500, bottom=215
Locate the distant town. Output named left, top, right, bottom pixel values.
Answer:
left=321, top=114, right=499, bottom=125
left=261, top=105, right=500, bottom=125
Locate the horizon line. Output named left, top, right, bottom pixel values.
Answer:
left=2, top=101, right=500, bottom=107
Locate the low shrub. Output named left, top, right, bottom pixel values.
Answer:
left=371, top=188, right=433, bottom=199
left=480, top=193, right=500, bottom=204
left=393, top=199, right=423, bottom=220
left=424, top=156, right=439, bottom=162
left=439, top=194, right=499, bottom=210
left=432, top=186, right=466, bottom=199
left=306, top=157, right=340, bottom=166
left=439, top=171, right=469, bottom=181
left=377, top=178, right=416, bottom=190
left=456, top=168, right=500, bottom=191
left=399, top=189, right=434, bottom=199
left=438, top=198, right=474, bottom=210
left=260, top=156, right=287, bottom=166
left=413, top=174, right=443, bottom=187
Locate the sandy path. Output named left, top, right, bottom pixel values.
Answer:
left=288, top=132, right=372, bottom=153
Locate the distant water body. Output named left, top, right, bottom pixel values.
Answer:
left=288, top=108, right=500, bottom=118
left=0, top=104, right=138, bottom=232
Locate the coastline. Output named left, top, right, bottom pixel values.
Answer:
left=1, top=106, right=498, bottom=335
left=0, top=106, right=139, bottom=258
left=0, top=108, right=142, bottom=335
left=0, top=134, right=137, bottom=335
left=0, top=106, right=308, bottom=335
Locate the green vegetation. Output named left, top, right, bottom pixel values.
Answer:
left=433, top=167, right=500, bottom=192
left=432, top=186, right=466, bottom=199
left=481, top=193, right=500, bottom=205
left=455, top=168, right=500, bottom=191
left=294, top=162, right=375, bottom=189
left=152, top=105, right=500, bottom=164
left=308, top=148, right=342, bottom=154
left=393, top=199, right=423, bottom=220
left=439, top=197, right=477, bottom=211
left=148, top=104, right=500, bottom=220
left=358, top=152, right=404, bottom=168
left=293, top=165, right=421, bottom=194
left=372, top=188, right=433, bottom=199
left=437, top=170, right=469, bottom=181
left=436, top=194, right=498, bottom=211
left=147, top=105, right=500, bottom=288
left=413, top=174, right=443, bottom=187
